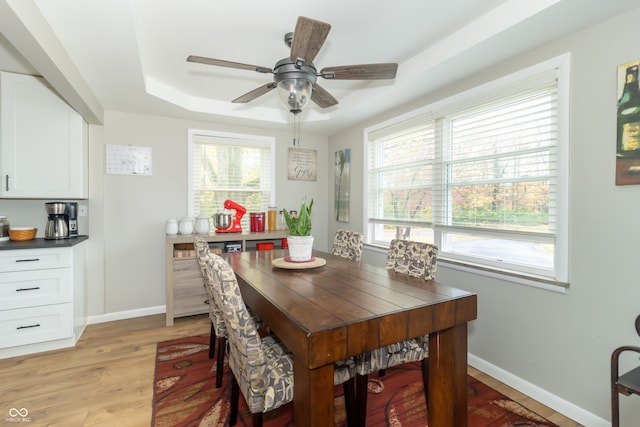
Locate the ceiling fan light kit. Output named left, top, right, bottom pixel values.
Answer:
left=273, top=59, right=317, bottom=115
left=187, top=16, right=398, bottom=115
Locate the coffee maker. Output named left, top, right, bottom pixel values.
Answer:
left=44, top=202, right=78, bottom=239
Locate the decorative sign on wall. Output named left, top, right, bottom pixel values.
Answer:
left=287, top=147, right=317, bottom=181
left=616, top=59, right=640, bottom=185
left=335, top=148, right=350, bottom=222
left=106, top=144, right=152, bottom=176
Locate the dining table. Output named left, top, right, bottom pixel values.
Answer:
left=225, top=248, right=477, bottom=427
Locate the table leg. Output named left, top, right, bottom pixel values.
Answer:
left=293, top=358, right=335, bottom=427
left=428, top=323, right=468, bottom=427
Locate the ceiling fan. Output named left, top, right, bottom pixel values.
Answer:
left=187, top=16, right=398, bottom=114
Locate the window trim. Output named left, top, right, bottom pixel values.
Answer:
left=363, top=53, right=570, bottom=288
left=187, top=128, right=276, bottom=217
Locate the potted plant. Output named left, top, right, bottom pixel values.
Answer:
left=283, top=198, right=314, bottom=261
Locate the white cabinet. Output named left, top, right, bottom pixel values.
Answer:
left=0, top=71, right=87, bottom=199
left=0, top=242, right=87, bottom=358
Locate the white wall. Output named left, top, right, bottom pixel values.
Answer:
left=97, top=111, right=329, bottom=315
left=328, top=9, right=640, bottom=426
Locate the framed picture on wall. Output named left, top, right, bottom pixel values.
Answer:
left=287, top=147, right=317, bottom=181
left=616, top=59, right=640, bottom=185
left=335, top=149, right=350, bottom=222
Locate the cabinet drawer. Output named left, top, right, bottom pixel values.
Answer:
left=0, top=269, right=72, bottom=310
left=0, top=248, right=71, bottom=272
left=0, top=304, right=73, bottom=348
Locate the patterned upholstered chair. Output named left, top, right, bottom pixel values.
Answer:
left=331, top=229, right=364, bottom=261
left=207, top=253, right=358, bottom=427
left=194, top=237, right=265, bottom=388
left=354, top=239, right=438, bottom=427
left=385, top=239, right=438, bottom=280
left=194, top=237, right=228, bottom=387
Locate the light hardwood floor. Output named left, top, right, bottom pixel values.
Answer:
left=0, top=314, right=583, bottom=426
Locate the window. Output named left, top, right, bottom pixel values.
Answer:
left=188, top=129, right=275, bottom=230
left=365, top=54, right=569, bottom=284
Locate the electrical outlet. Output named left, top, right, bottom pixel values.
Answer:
left=78, top=204, right=88, bottom=217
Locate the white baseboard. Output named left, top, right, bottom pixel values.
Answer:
left=86, top=305, right=166, bottom=324
left=468, top=353, right=609, bottom=427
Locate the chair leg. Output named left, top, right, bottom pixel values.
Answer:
left=230, top=375, right=240, bottom=426
left=215, top=337, right=226, bottom=387
left=356, top=374, right=369, bottom=427
left=252, top=413, right=263, bottom=427
left=343, top=378, right=357, bottom=427
left=421, top=357, right=429, bottom=412
left=208, top=321, right=215, bottom=359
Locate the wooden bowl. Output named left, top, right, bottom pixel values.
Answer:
left=9, top=227, right=37, bottom=241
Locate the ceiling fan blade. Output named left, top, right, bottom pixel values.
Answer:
left=232, top=82, right=277, bottom=103
left=320, top=63, right=398, bottom=80
left=311, top=83, right=338, bottom=108
left=289, top=16, right=331, bottom=66
left=187, top=55, right=272, bottom=74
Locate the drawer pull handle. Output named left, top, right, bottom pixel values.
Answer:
left=16, top=287, right=40, bottom=292
left=15, top=258, right=40, bottom=263
left=17, top=324, right=41, bottom=330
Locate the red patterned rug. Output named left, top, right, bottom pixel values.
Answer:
left=152, top=335, right=558, bottom=426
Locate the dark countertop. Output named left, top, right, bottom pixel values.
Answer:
left=0, top=235, right=88, bottom=250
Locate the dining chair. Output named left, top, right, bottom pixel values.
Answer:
left=194, top=237, right=230, bottom=387
left=194, top=237, right=265, bottom=388
left=354, top=239, right=438, bottom=427
left=331, top=229, right=364, bottom=261
left=385, top=238, right=438, bottom=280
left=206, top=253, right=358, bottom=427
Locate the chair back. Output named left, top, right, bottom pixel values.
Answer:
left=332, top=229, right=363, bottom=261
left=385, top=239, right=438, bottom=280
left=194, top=237, right=227, bottom=337
left=208, top=254, right=270, bottom=391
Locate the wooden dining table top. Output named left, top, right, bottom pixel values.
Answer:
left=225, top=248, right=478, bottom=426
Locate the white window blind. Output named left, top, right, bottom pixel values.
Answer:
left=366, top=113, right=435, bottom=243
left=188, top=130, right=275, bottom=229
left=365, top=55, right=568, bottom=283
left=435, top=84, right=558, bottom=237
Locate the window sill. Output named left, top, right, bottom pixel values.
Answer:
left=439, top=258, right=568, bottom=294
left=364, top=243, right=569, bottom=294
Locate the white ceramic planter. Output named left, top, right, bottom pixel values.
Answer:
left=287, top=235, right=314, bottom=261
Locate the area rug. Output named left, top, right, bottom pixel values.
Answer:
left=152, top=335, right=558, bottom=426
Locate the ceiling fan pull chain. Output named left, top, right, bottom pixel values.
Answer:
left=292, top=114, right=301, bottom=146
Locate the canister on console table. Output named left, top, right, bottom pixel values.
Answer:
left=267, top=207, right=277, bottom=231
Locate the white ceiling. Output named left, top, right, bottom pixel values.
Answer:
left=8, top=0, right=640, bottom=135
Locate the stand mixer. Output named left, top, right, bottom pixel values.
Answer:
left=213, top=199, right=246, bottom=233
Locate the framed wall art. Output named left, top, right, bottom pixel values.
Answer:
left=287, top=147, right=317, bottom=181
left=616, top=59, right=640, bottom=185
left=287, top=147, right=318, bottom=181
left=334, top=148, right=350, bottom=222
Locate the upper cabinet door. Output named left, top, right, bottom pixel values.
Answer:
left=0, top=72, right=87, bottom=199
